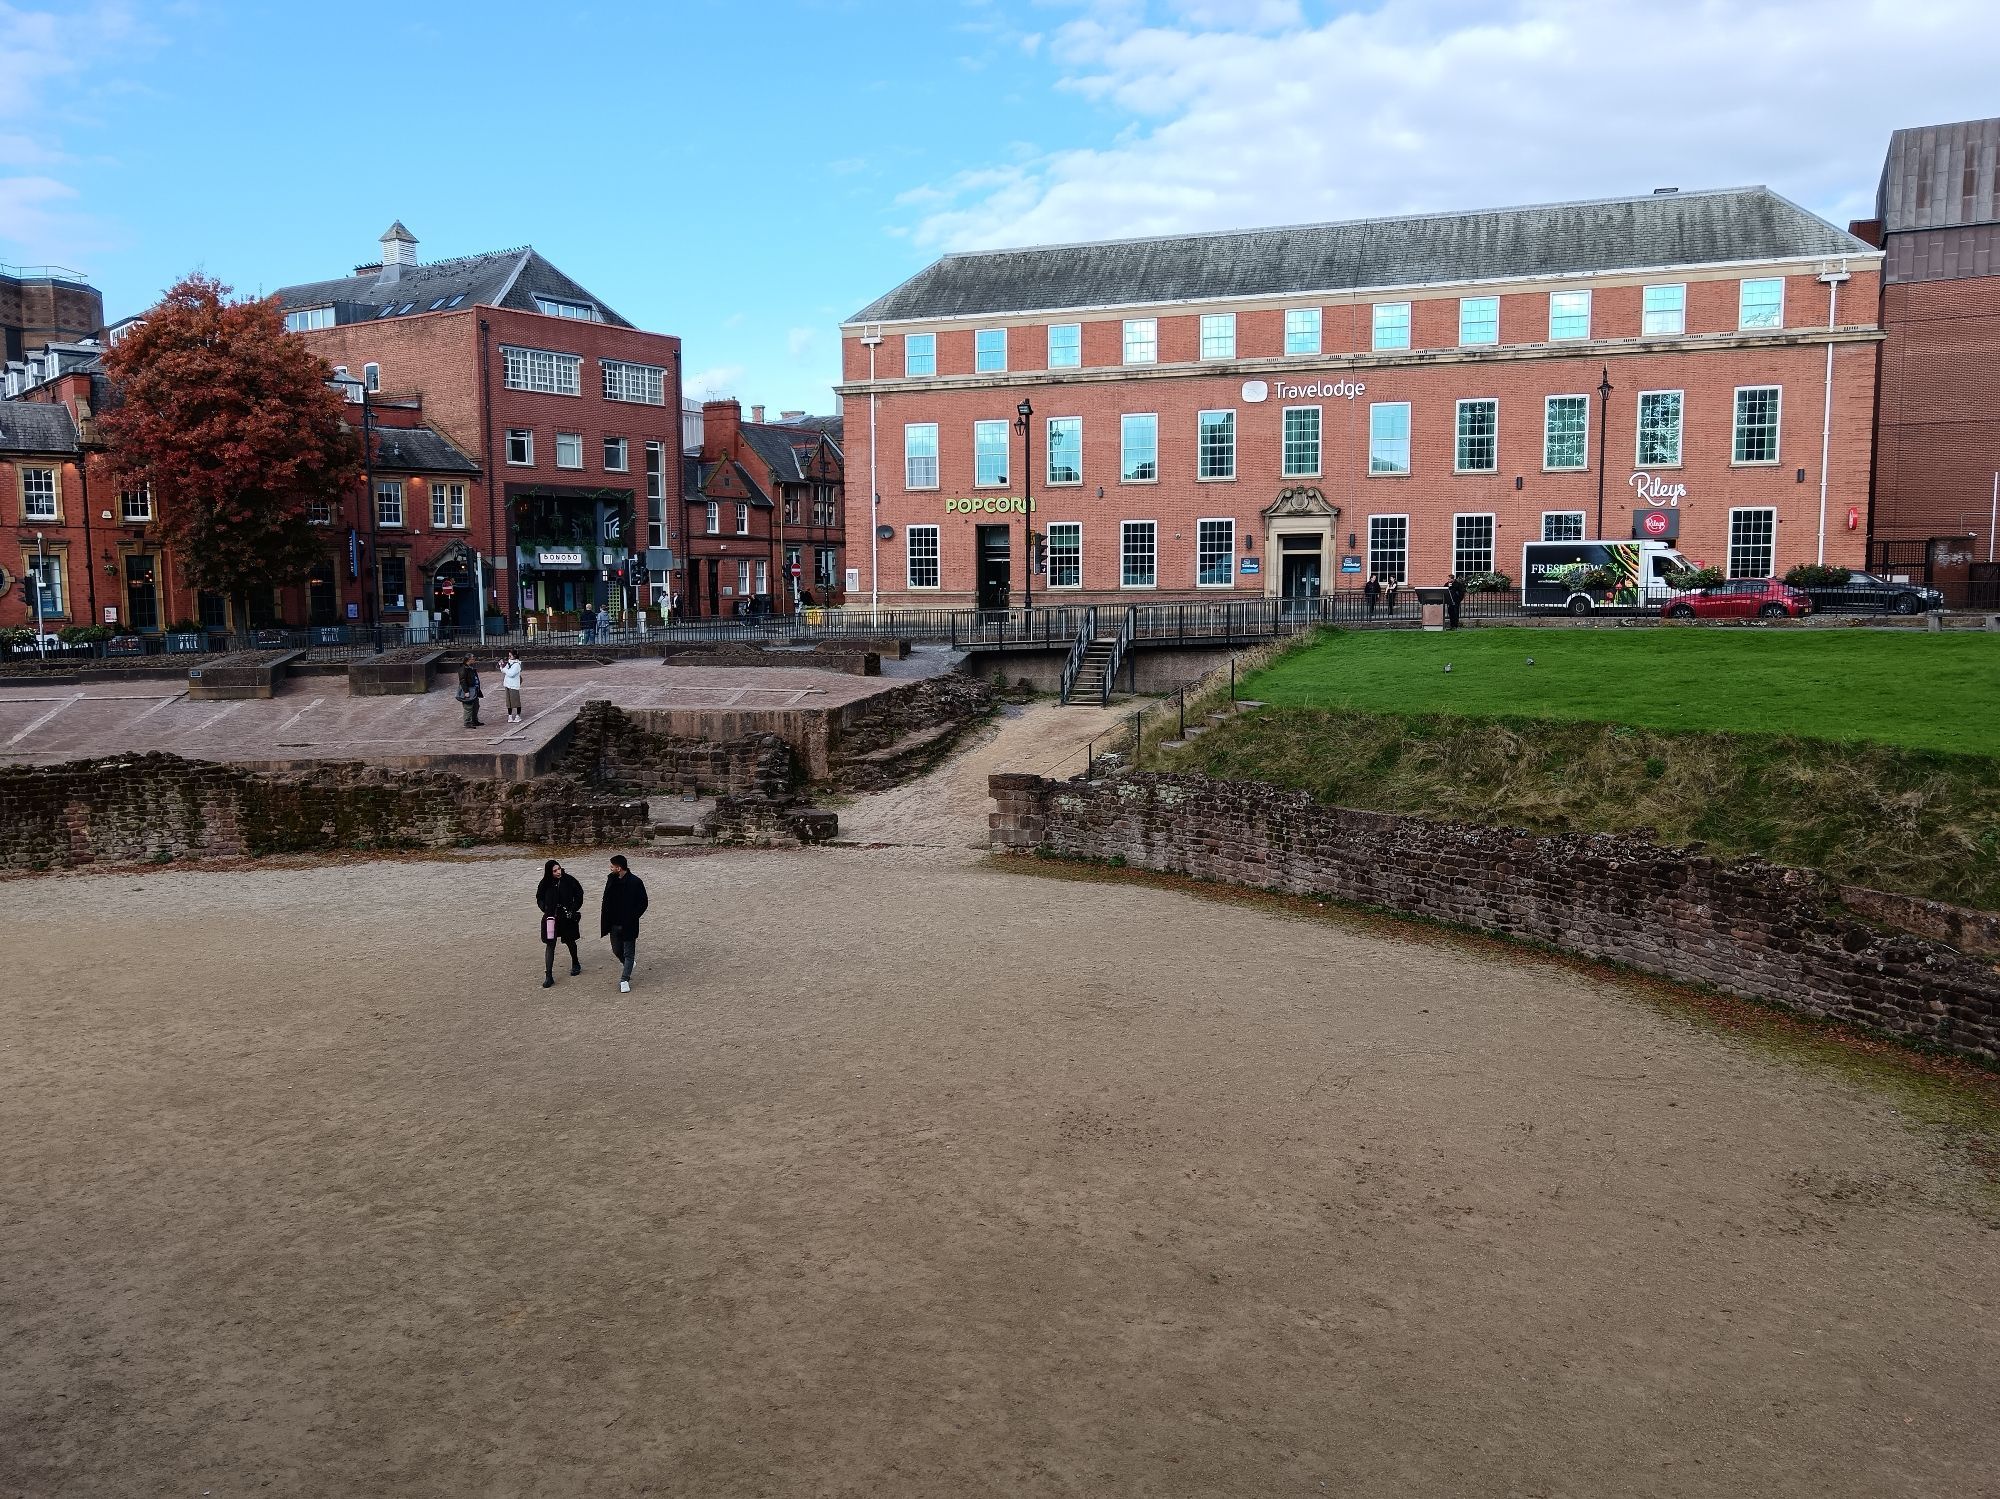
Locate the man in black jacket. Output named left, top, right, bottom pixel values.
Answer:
left=600, top=855, right=650, bottom=993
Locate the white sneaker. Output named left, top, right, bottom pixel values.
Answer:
left=620, top=979, right=631, bottom=993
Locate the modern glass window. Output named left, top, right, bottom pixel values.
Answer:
left=430, top=482, right=467, bottom=528
left=1122, top=318, right=1157, bottom=365
left=1458, top=296, right=1499, bottom=346
left=1047, top=323, right=1081, bottom=369
left=904, top=422, right=939, bottom=488
left=736, top=502, right=750, bottom=535
left=975, top=328, right=1007, bottom=373
left=1642, top=284, right=1686, bottom=336
left=644, top=440, right=665, bottom=501
left=555, top=431, right=583, bottom=469
left=363, top=362, right=380, bottom=392
left=505, top=428, right=533, bottom=465
left=603, top=436, right=628, bottom=471
left=1368, top=402, right=1411, bottom=475
left=1284, top=307, right=1322, bottom=355
left=1548, top=290, right=1591, bottom=341
left=973, top=419, right=1010, bottom=486
left=907, top=524, right=940, bottom=589
left=705, top=501, right=720, bottom=534
left=1733, top=386, right=1782, bottom=464
left=501, top=345, right=581, bottom=395
left=1200, top=314, right=1236, bottom=360
left=1542, top=511, right=1586, bottom=541
left=1739, top=278, right=1785, bottom=330
left=1453, top=514, right=1496, bottom=575
left=1728, top=507, right=1777, bottom=577
left=602, top=360, right=666, bottom=404
left=1120, top=413, right=1158, bottom=481
left=536, top=295, right=601, bottom=321
left=1121, top=520, right=1157, bottom=587
left=1372, top=301, right=1411, bottom=351
left=376, top=479, right=404, bottom=527
left=1544, top=395, right=1588, bottom=470
left=1637, top=391, right=1684, bottom=466
left=904, top=333, right=936, bottom=378
left=1047, top=521, right=1082, bottom=588
left=1282, top=406, right=1321, bottom=476
left=1455, top=399, right=1498, bottom=472
left=1367, top=514, right=1409, bottom=582
left=1197, top=409, right=1236, bottom=479
left=20, top=467, right=56, bottom=520
left=30, top=553, right=63, bottom=615
left=1046, top=417, right=1081, bottom=485
left=282, top=305, right=335, bottom=332
left=1197, top=518, right=1235, bottom=586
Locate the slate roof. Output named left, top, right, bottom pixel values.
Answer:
left=848, top=187, right=1872, bottom=324
left=738, top=420, right=844, bottom=483
left=696, top=459, right=772, bottom=508
left=1877, top=118, right=2000, bottom=233
left=370, top=425, right=479, bottom=475
left=273, top=247, right=632, bottom=328
left=0, top=402, right=79, bottom=454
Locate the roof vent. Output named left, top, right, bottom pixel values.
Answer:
left=376, top=220, right=418, bottom=284
left=1652, top=186, right=1679, bottom=195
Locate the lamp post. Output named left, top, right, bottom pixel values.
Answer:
left=1015, top=396, right=1034, bottom=614
left=1594, top=366, right=1613, bottom=540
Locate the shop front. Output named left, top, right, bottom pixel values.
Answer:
left=508, top=483, right=635, bottom=625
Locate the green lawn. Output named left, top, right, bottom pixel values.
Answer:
left=1243, top=628, right=2000, bottom=756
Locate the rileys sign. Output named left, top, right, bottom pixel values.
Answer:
left=1629, top=471, right=1688, bottom=506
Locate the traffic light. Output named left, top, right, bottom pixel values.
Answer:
left=1032, top=530, right=1048, bottom=576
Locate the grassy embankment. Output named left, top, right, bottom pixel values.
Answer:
left=1158, top=629, right=2000, bottom=909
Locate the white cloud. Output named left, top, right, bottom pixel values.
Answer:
left=786, top=326, right=819, bottom=360
left=684, top=364, right=747, bottom=399
left=905, top=0, right=2000, bottom=253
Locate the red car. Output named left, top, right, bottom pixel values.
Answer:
left=1663, top=579, right=1814, bottom=620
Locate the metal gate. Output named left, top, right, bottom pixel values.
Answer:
left=1970, top=562, right=2000, bottom=611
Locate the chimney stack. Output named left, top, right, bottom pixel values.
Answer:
left=750, top=404, right=765, bottom=423
left=376, top=220, right=418, bottom=283
left=703, top=398, right=742, bottom=457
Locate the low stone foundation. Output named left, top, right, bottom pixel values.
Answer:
left=990, top=771, right=2000, bottom=1061
left=348, top=649, right=446, bottom=696
left=660, top=641, right=882, bottom=675
left=561, top=701, right=795, bottom=797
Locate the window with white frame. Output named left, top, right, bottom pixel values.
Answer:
left=1121, top=520, right=1157, bottom=587
left=1122, top=318, right=1157, bottom=365
left=535, top=296, right=601, bottom=321
left=603, top=436, right=628, bottom=472
left=502, top=346, right=581, bottom=395
left=1458, top=296, right=1499, bottom=346
left=555, top=431, right=583, bottom=469
left=1282, top=406, right=1321, bottom=476
left=1728, top=507, right=1776, bottom=577
left=505, top=428, right=533, bottom=465
left=20, top=467, right=57, bottom=520
left=1197, top=409, right=1235, bottom=479
left=1369, top=402, right=1411, bottom=475
left=904, top=422, right=939, bottom=488
left=1642, top=284, right=1686, bottom=336
left=705, top=501, right=720, bottom=534
left=1047, top=323, right=1081, bottom=369
left=1047, top=417, right=1081, bottom=485
left=737, top=559, right=751, bottom=597
left=29, top=552, right=63, bottom=615
left=1548, top=290, right=1591, bottom=341
left=736, top=502, right=749, bottom=535
left=120, top=484, right=152, bottom=523
left=1733, top=386, right=1781, bottom=463
left=1544, top=395, right=1588, bottom=470
left=1738, top=278, right=1785, bottom=330
left=904, top=333, right=936, bottom=378
left=430, top=482, right=467, bottom=528
left=1047, top=521, right=1081, bottom=588
left=1197, top=518, right=1235, bottom=586
left=1285, top=307, right=1322, bottom=355
left=907, top=524, right=940, bottom=588
left=1542, top=511, right=1586, bottom=541
left=307, top=497, right=334, bottom=526
left=1637, top=390, right=1684, bottom=466
left=1372, top=301, right=1411, bottom=351
left=973, top=420, right=1010, bottom=486
left=1455, top=399, right=1497, bottom=472
left=283, top=305, right=334, bottom=332
left=376, top=479, right=404, bottom=527
left=975, top=328, right=1007, bottom=373
left=363, top=362, right=380, bottom=392
left=602, top=359, right=666, bottom=404
left=1121, top=413, right=1157, bottom=481
left=1200, top=314, right=1236, bottom=360
left=1367, top=514, right=1409, bottom=582
left=1453, top=513, right=1496, bottom=575
left=645, top=440, right=665, bottom=501
left=755, top=559, right=768, bottom=595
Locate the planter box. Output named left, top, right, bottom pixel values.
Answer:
left=165, top=633, right=207, bottom=654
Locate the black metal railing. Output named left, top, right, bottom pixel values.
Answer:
left=1057, top=606, right=1097, bottom=704
left=1099, top=606, right=1136, bottom=705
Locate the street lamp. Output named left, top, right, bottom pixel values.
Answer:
left=1014, top=396, right=1034, bottom=613
left=1595, top=366, right=1613, bottom=540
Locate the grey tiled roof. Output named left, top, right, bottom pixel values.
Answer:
left=0, top=402, right=79, bottom=454
left=274, top=247, right=631, bottom=328
left=370, top=425, right=479, bottom=475
left=695, top=459, right=772, bottom=508
left=739, top=420, right=843, bottom=482
left=1877, top=118, right=2000, bottom=232
left=849, top=187, right=1871, bottom=324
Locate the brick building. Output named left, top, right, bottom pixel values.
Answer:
left=839, top=187, right=1880, bottom=609
left=1, top=262, right=103, bottom=367
left=1851, top=118, right=2000, bottom=590
left=683, top=400, right=845, bottom=617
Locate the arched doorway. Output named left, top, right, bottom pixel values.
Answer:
left=425, top=543, right=480, bottom=636
left=1260, top=486, right=1342, bottom=614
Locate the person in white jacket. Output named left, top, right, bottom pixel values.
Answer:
left=500, top=652, right=524, bottom=723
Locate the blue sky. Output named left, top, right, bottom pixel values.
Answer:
left=7, top=0, right=1999, bottom=417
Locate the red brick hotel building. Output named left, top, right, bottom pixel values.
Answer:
left=839, top=187, right=1882, bottom=608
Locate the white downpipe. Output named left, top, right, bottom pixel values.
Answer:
left=1990, top=472, right=1998, bottom=563
left=1816, top=273, right=1840, bottom=566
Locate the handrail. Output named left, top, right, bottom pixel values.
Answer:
left=1099, top=605, right=1136, bottom=705
left=1057, top=605, right=1096, bottom=703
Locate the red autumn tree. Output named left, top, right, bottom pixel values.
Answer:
left=99, top=274, right=359, bottom=621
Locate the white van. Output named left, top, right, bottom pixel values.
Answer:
left=1521, top=539, right=1694, bottom=614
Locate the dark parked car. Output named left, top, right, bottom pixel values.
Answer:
left=1663, top=579, right=1814, bottom=620
left=1798, top=571, right=1943, bottom=615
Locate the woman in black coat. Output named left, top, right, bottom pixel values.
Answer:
left=536, top=858, right=585, bottom=987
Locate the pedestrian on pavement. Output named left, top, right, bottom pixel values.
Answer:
left=1383, top=577, right=1401, bottom=615
left=1364, top=576, right=1381, bottom=618
left=456, top=654, right=483, bottom=728
left=1446, top=572, right=1466, bottom=630
left=596, top=604, right=611, bottom=643
left=536, top=858, right=584, bottom=987
left=600, top=854, right=650, bottom=993
left=500, top=651, right=524, bottom=723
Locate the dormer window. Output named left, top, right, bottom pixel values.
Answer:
left=283, top=305, right=335, bottom=332
left=535, top=296, right=602, bottom=322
